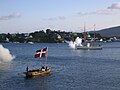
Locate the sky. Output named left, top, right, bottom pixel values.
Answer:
left=0, top=0, right=120, bottom=33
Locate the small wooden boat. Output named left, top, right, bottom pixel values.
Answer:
left=23, top=47, right=51, bottom=78
left=24, top=67, right=51, bottom=77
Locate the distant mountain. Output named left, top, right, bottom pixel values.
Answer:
left=96, top=26, right=120, bottom=37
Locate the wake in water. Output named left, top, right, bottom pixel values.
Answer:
left=68, top=37, right=83, bottom=49
left=0, top=44, right=15, bottom=63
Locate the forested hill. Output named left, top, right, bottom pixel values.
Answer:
left=97, top=26, right=120, bottom=37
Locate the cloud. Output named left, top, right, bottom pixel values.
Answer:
left=48, top=17, right=57, bottom=21
left=108, top=2, right=120, bottom=9
left=47, top=16, right=66, bottom=21
left=78, top=2, right=120, bottom=16
left=0, top=12, right=21, bottom=20
left=58, top=16, right=66, bottom=20
left=94, top=9, right=119, bottom=15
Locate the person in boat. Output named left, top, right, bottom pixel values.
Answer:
left=26, top=66, right=29, bottom=72
left=41, top=66, right=45, bottom=72
left=45, top=66, right=48, bottom=71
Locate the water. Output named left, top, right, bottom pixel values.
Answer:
left=0, top=42, right=120, bottom=90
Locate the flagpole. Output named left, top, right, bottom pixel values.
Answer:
left=45, top=47, right=48, bottom=67
left=35, top=47, right=48, bottom=68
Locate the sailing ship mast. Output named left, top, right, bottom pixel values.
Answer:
left=84, top=23, right=87, bottom=47
left=93, top=24, right=96, bottom=46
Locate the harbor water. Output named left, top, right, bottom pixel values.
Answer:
left=0, top=42, right=120, bottom=90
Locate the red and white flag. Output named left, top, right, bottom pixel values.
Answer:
left=34, top=47, right=48, bottom=58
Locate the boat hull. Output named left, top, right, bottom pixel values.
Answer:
left=76, top=46, right=102, bottom=50
left=24, top=68, right=51, bottom=78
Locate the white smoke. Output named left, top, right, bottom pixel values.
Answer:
left=69, top=41, right=76, bottom=49
left=0, top=44, right=15, bottom=62
left=75, top=37, right=83, bottom=46
left=68, top=37, right=83, bottom=49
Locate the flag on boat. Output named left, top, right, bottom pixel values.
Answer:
left=34, top=47, right=48, bottom=58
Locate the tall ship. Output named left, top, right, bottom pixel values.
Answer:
left=76, top=24, right=102, bottom=50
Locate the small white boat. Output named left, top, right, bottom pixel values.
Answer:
left=28, top=42, right=34, bottom=44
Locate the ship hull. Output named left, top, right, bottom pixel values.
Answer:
left=76, top=46, right=102, bottom=50
left=24, top=68, right=51, bottom=78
